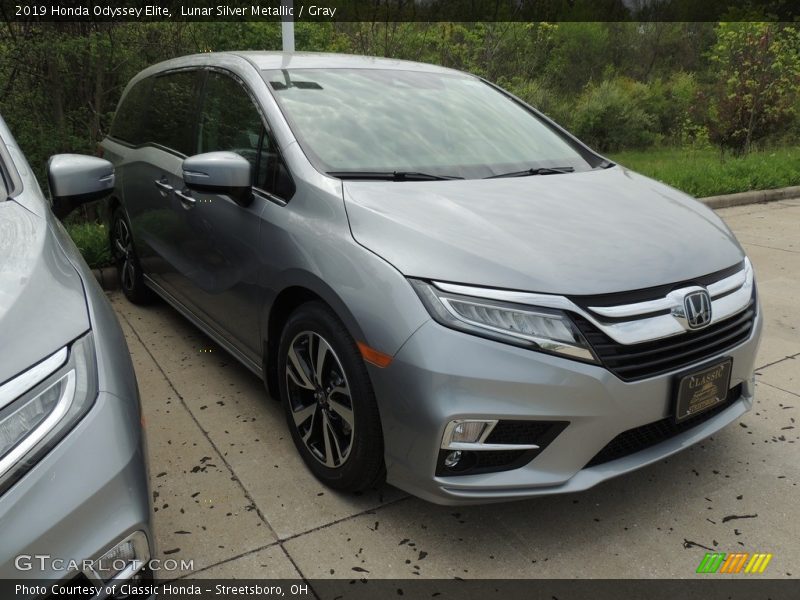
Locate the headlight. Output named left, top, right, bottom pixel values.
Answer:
left=0, top=332, right=97, bottom=492
left=410, top=280, right=596, bottom=362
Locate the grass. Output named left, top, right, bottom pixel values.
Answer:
left=609, top=146, right=800, bottom=198
left=66, top=222, right=113, bottom=270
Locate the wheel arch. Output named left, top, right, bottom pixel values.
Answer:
left=263, top=272, right=368, bottom=401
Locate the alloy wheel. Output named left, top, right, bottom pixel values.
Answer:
left=113, top=217, right=136, bottom=292
left=285, top=331, right=355, bottom=468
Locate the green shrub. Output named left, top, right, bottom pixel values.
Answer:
left=506, top=78, right=571, bottom=124
left=570, top=77, right=658, bottom=152
left=65, top=222, right=113, bottom=270
left=642, top=72, right=704, bottom=144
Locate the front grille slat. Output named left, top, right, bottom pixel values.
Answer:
left=595, top=308, right=755, bottom=363
left=573, top=303, right=755, bottom=381
left=610, top=321, right=753, bottom=375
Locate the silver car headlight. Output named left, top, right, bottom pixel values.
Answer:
left=410, top=280, right=597, bottom=363
left=0, top=332, right=97, bottom=491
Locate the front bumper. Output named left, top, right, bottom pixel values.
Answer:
left=371, top=308, right=762, bottom=505
left=0, top=390, right=152, bottom=581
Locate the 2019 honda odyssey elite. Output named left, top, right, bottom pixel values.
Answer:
left=0, top=115, right=153, bottom=586
left=102, top=52, right=761, bottom=505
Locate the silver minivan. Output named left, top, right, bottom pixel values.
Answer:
left=0, top=115, right=153, bottom=586
left=102, top=52, right=761, bottom=505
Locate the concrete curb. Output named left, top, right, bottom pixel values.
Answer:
left=699, top=185, right=800, bottom=209
left=92, top=266, right=118, bottom=290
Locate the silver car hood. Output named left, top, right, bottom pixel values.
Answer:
left=0, top=200, right=90, bottom=385
left=343, top=166, right=744, bottom=295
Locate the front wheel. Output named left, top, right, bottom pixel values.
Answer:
left=111, top=207, right=152, bottom=304
left=278, top=302, right=385, bottom=492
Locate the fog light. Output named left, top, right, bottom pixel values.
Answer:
left=441, top=419, right=496, bottom=449
left=86, top=531, right=150, bottom=583
left=453, top=421, right=486, bottom=443
left=444, top=450, right=462, bottom=468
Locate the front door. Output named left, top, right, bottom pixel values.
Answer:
left=126, top=70, right=203, bottom=298
left=165, top=70, right=273, bottom=362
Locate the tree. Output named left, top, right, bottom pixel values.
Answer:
left=706, top=23, right=800, bottom=154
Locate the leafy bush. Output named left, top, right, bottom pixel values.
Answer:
left=506, top=78, right=571, bottom=124
left=641, top=72, right=703, bottom=143
left=65, top=222, right=113, bottom=269
left=570, top=78, right=658, bottom=152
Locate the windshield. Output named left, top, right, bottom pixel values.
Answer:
left=263, top=68, right=598, bottom=179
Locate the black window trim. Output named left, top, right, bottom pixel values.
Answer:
left=0, top=131, right=24, bottom=199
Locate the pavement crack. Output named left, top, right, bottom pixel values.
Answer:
left=281, top=494, right=413, bottom=544
left=741, top=241, right=800, bottom=254
left=171, top=541, right=281, bottom=580
left=756, top=352, right=800, bottom=372
left=758, top=380, right=800, bottom=399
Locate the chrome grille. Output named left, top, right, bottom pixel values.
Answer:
left=565, top=259, right=756, bottom=380
left=573, top=304, right=755, bottom=380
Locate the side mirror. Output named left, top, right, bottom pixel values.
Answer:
left=48, top=154, right=115, bottom=219
left=182, top=152, right=252, bottom=206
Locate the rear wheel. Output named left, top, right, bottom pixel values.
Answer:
left=111, top=208, right=152, bottom=304
left=278, top=302, right=385, bottom=491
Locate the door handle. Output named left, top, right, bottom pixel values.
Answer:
left=154, top=178, right=173, bottom=193
left=175, top=188, right=196, bottom=208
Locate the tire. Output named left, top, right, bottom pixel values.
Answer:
left=278, top=301, right=385, bottom=492
left=111, top=207, right=152, bottom=304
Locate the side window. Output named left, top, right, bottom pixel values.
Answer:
left=256, top=134, right=295, bottom=200
left=109, top=78, right=152, bottom=145
left=198, top=72, right=262, bottom=166
left=198, top=71, right=294, bottom=199
left=146, top=71, right=200, bottom=155
left=0, top=165, right=7, bottom=199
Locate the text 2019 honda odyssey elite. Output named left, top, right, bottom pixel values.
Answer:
left=101, top=52, right=762, bottom=505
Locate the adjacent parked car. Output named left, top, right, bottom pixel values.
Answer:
left=102, top=52, right=762, bottom=504
left=0, top=115, right=153, bottom=585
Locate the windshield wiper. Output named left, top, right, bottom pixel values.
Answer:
left=327, top=171, right=463, bottom=181
left=486, top=166, right=575, bottom=179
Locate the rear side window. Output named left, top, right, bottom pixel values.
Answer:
left=198, top=71, right=294, bottom=199
left=109, top=78, right=152, bottom=145
left=146, top=71, right=201, bottom=156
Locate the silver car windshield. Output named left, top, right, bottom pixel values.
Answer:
left=263, top=68, right=598, bottom=179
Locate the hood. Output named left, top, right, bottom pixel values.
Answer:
left=0, top=200, right=90, bottom=385
left=343, top=166, right=744, bottom=295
